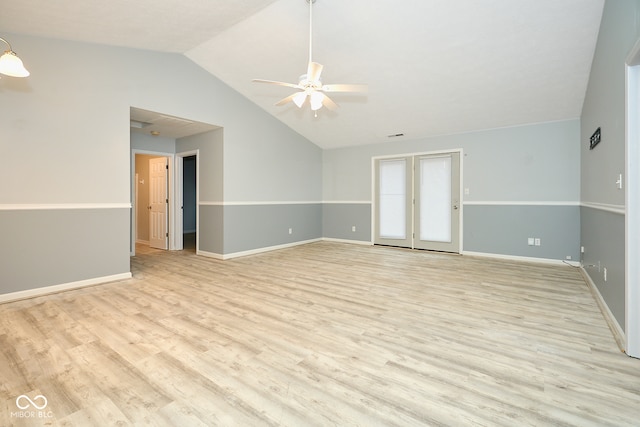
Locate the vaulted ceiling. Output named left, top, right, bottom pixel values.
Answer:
left=1, top=0, right=604, bottom=149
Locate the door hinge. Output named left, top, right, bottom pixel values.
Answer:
left=166, top=199, right=168, bottom=203
left=166, top=232, right=169, bottom=237
left=166, top=164, right=168, bottom=169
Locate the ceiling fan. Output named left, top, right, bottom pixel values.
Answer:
left=252, top=0, right=366, bottom=114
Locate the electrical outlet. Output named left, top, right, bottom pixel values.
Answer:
left=528, top=238, right=534, bottom=246
left=288, top=228, right=292, bottom=235
left=534, top=238, right=541, bottom=246
left=581, top=246, right=585, bottom=253
left=604, top=267, right=607, bottom=281
left=352, top=225, right=356, bottom=232
left=566, top=255, right=572, bottom=260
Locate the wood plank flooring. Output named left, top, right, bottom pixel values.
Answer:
left=1, top=242, right=639, bottom=426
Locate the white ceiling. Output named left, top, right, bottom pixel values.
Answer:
left=1, top=0, right=604, bottom=149
left=130, top=107, right=220, bottom=139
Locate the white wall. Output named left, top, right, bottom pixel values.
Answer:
left=0, top=33, right=321, bottom=295
left=323, top=120, right=581, bottom=203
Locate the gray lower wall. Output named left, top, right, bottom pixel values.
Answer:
left=0, top=208, right=130, bottom=294
left=320, top=202, right=580, bottom=261
left=199, top=204, right=224, bottom=255
left=464, top=205, right=580, bottom=260
left=198, top=204, right=322, bottom=256
left=581, top=206, right=625, bottom=329
left=323, top=203, right=372, bottom=242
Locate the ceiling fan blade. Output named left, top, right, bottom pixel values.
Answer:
left=321, top=94, right=339, bottom=111
left=307, top=62, right=323, bottom=82
left=322, top=84, right=368, bottom=93
left=252, top=79, right=301, bottom=89
left=275, top=93, right=299, bottom=106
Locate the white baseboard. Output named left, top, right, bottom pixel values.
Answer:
left=322, top=237, right=373, bottom=246
left=579, top=267, right=626, bottom=352
left=198, top=238, right=323, bottom=260
left=0, top=272, right=132, bottom=304
left=462, top=250, right=581, bottom=267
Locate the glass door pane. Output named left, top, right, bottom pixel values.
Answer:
left=379, top=159, right=407, bottom=239
left=419, top=156, right=452, bottom=243
left=374, top=157, right=412, bottom=248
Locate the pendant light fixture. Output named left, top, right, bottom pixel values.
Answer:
left=0, top=37, right=30, bottom=78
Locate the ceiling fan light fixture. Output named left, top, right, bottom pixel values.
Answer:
left=310, top=91, right=325, bottom=111
left=0, top=37, right=30, bottom=77
left=251, top=0, right=366, bottom=114
left=293, top=91, right=307, bottom=108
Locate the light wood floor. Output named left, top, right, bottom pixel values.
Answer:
left=1, top=242, right=639, bottom=426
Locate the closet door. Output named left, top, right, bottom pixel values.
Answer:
left=414, top=152, right=460, bottom=252
left=374, top=157, right=413, bottom=248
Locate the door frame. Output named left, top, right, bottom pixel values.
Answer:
left=174, top=150, right=200, bottom=252
left=625, top=40, right=640, bottom=358
left=130, top=149, right=174, bottom=256
left=371, top=148, right=464, bottom=252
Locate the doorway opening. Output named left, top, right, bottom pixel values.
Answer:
left=175, top=151, right=199, bottom=253
left=130, top=107, right=218, bottom=257
left=133, top=152, right=172, bottom=254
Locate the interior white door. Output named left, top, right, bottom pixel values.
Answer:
left=414, top=152, right=461, bottom=252
left=374, top=157, right=413, bottom=248
left=149, top=157, right=168, bottom=250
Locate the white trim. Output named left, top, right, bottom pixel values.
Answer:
left=463, top=201, right=580, bottom=207
left=0, top=203, right=131, bottom=210
left=197, top=249, right=225, bottom=260
left=626, top=43, right=640, bottom=358
left=462, top=250, right=581, bottom=267
left=581, top=201, right=626, bottom=215
left=322, top=237, right=373, bottom=246
left=0, top=273, right=132, bottom=304
left=372, top=147, right=464, bottom=161
left=322, top=201, right=372, bottom=204
left=198, top=238, right=322, bottom=260
left=579, top=266, right=626, bottom=352
left=200, top=201, right=323, bottom=206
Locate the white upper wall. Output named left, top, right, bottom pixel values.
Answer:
left=323, top=120, right=581, bottom=203
left=0, top=34, right=321, bottom=205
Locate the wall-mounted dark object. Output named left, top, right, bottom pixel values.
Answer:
left=590, top=127, right=601, bottom=150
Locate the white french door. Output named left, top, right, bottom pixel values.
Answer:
left=149, top=157, right=169, bottom=250
left=374, top=151, right=461, bottom=253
